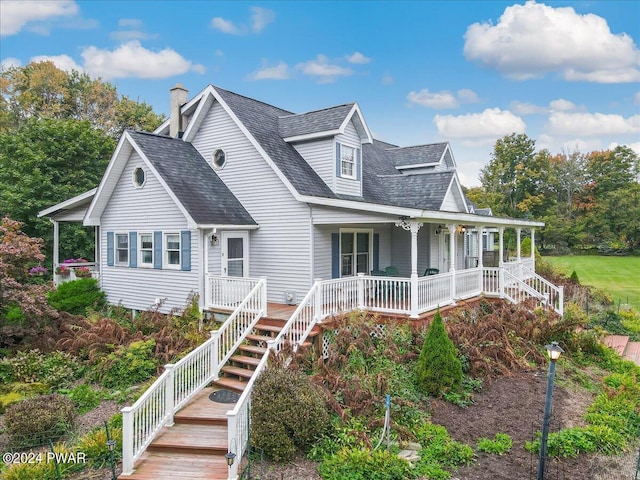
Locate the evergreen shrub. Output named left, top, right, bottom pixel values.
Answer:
left=47, top=278, right=106, bottom=315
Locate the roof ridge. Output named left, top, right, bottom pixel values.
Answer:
left=127, top=129, right=175, bottom=139
left=385, top=142, right=448, bottom=151
left=213, top=85, right=295, bottom=115
left=278, top=102, right=355, bottom=119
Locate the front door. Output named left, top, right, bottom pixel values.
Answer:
left=221, top=231, right=249, bottom=277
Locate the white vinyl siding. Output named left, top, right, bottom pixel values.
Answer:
left=292, top=138, right=333, bottom=190
left=192, top=100, right=311, bottom=303
left=334, top=121, right=362, bottom=196
left=100, top=151, right=200, bottom=313
left=441, top=178, right=467, bottom=212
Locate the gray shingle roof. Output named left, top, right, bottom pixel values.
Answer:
left=278, top=104, right=354, bottom=138
left=386, top=143, right=448, bottom=167
left=128, top=131, right=256, bottom=226
left=379, top=172, right=454, bottom=210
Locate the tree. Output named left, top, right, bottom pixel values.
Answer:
left=0, top=119, right=115, bottom=261
left=586, top=146, right=637, bottom=196
left=480, top=133, right=552, bottom=219
left=0, top=61, right=165, bottom=137
left=417, top=310, right=462, bottom=397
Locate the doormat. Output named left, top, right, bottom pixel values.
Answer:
left=209, top=389, right=241, bottom=404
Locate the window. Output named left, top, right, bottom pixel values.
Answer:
left=139, top=233, right=153, bottom=266
left=115, top=234, right=128, bottom=265
left=165, top=233, right=180, bottom=268
left=212, top=149, right=226, bottom=169
left=340, top=145, right=355, bottom=178
left=340, top=230, right=371, bottom=276
left=133, top=167, right=145, bottom=187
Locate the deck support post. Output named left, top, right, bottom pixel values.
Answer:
left=121, top=407, right=134, bottom=476
left=164, top=364, right=175, bottom=427
left=210, top=330, right=220, bottom=381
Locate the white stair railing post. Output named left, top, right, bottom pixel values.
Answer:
left=227, top=418, right=239, bottom=480
left=260, top=277, right=268, bottom=315
left=210, top=330, right=220, bottom=381
left=313, top=279, right=322, bottom=323
left=122, top=406, right=134, bottom=476
left=499, top=267, right=505, bottom=299
left=357, top=273, right=365, bottom=310
left=558, top=286, right=564, bottom=316
left=164, top=364, right=175, bottom=427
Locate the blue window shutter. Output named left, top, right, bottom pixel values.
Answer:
left=335, top=142, right=341, bottom=177
left=154, top=231, right=162, bottom=269
left=181, top=230, right=191, bottom=271
left=331, top=233, right=340, bottom=279
left=129, top=232, right=137, bottom=268
left=356, top=147, right=361, bottom=181
left=106, top=232, right=114, bottom=267
left=373, top=233, right=379, bottom=272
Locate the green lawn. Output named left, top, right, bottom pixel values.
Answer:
left=544, top=256, right=640, bottom=310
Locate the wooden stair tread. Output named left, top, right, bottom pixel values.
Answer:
left=149, top=423, right=227, bottom=451
left=119, top=451, right=228, bottom=479
left=230, top=354, right=261, bottom=366
left=604, top=335, right=630, bottom=356
left=623, top=341, right=640, bottom=365
left=246, top=333, right=274, bottom=343
left=238, top=344, right=267, bottom=355
left=213, top=377, right=246, bottom=393
left=255, top=322, right=321, bottom=337
left=221, top=365, right=254, bottom=379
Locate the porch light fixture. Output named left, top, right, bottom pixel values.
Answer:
left=435, top=225, right=443, bottom=235
left=456, top=225, right=466, bottom=235
left=537, top=341, right=564, bottom=480
left=210, top=234, right=218, bottom=246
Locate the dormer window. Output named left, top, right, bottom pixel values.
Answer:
left=341, top=145, right=356, bottom=178
left=335, top=142, right=361, bottom=181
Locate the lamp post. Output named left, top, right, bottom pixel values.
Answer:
left=537, top=341, right=564, bottom=480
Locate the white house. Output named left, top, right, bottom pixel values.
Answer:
left=40, top=84, right=549, bottom=317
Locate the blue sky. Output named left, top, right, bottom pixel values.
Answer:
left=1, top=0, right=639, bottom=186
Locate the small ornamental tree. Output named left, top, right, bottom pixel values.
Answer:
left=417, top=310, right=462, bottom=397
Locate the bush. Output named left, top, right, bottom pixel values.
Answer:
left=0, top=349, right=82, bottom=389
left=47, top=278, right=106, bottom=315
left=415, top=422, right=474, bottom=468
left=94, top=339, right=157, bottom=389
left=417, top=311, right=462, bottom=397
left=4, top=394, right=76, bottom=447
left=251, top=364, right=330, bottom=461
left=318, top=447, right=412, bottom=480
left=75, top=422, right=122, bottom=468
left=63, top=383, right=104, bottom=413
left=1, top=443, right=84, bottom=480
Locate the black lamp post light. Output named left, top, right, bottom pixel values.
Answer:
left=104, top=421, right=118, bottom=480
left=537, top=341, right=564, bottom=480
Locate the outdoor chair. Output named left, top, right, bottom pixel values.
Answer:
left=371, top=269, right=387, bottom=276
left=424, top=268, right=439, bottom=276
left=385, top=266, right=400, bottom=276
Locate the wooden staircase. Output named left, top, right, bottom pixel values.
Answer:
left=213, top=317, right=321, bottom=393
left=119, top=316, right=321, bottom=479
left=604, top=335, right=640, bottom=366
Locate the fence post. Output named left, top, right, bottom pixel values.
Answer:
left=314, top=280, right=323, bottom=323
left=260, top=277, right=268, bottom=316
left=558, top=286, right=564, bottom=316
left=121, top=406, right=134, bottom=475
left=211, top=330, right=220, bottom=381
left=164, top=364, right=175, bottom=426
left=357, top=273, right=365, bottom=310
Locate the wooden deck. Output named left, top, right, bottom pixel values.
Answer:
left=119, top=388, right=236, bottom=480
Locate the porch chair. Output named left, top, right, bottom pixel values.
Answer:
left=384, top=266, right=400, bottom=276
left=424, top=268, right=439, bottom=276
left=370, top=269, right=387, bottom=276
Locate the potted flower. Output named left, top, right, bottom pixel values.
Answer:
left=55, top=265, right=70, bottom=276
left=29, top=265, right=48, bottom=276
left=75, top=266, right=92, bottom=278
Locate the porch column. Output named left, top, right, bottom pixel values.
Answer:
left=52, top=219, right=59, bottom=286
left=498, top=227, right=505, bottom=298
left=516, top=228, right=522, bottom=263
left=395, top=218, right=422, bottom=318
left=477, top=226, right=484, bottom=269
left=448, top=224, right=457, bottom=302
left=531, top=228, right=536, bottom=271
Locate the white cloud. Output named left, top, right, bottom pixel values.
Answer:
left=0, top=57, right=22, bottom=70
left=0, top=0, right=78, bottom=36
left=434, top=108, right=526, bottom=145
left=119, top=18, right=143, bottom=28
left=211, top=6, right=274, bottom=35
left=81, top=41, right=203, bottom=79
left=546, top=112, right=640, bottom=136
left=110, top=18, right=156, bottom=41
left=345, top=52, right=371, bottom=64
left=250, top=7, right=275, bottom=33
left=381, top=74, right=394, bottom=85
left=296, top=55, right=353, bottom=83
left=549, top=99, right=578, bottom=112
left=31, top=54, right=83, bottom=72
left=247, top=61, right=290, bottom=80
left=463, top=1, right=640, bottom=83
left=635, top=92, right=640, bottom=106
left=407, top=88, right=479, bottom=109
left=510, top=101, right=547, bottom=116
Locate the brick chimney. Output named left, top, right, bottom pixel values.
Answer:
left=169, top=84, right=188, bottom=138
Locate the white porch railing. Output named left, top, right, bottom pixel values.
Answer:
left=521, top=265, right=564, bottom=315
left=417, top=273, right=454, bottom=312
left=53, top=262, right=98, bottom=286
left=502, top=270, right=547, bottom=307
left=206, top=275, right=262, bottom=310
left=454, top=267, right=483, bottom=300
left=120, top=277, right=267, bottom=477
